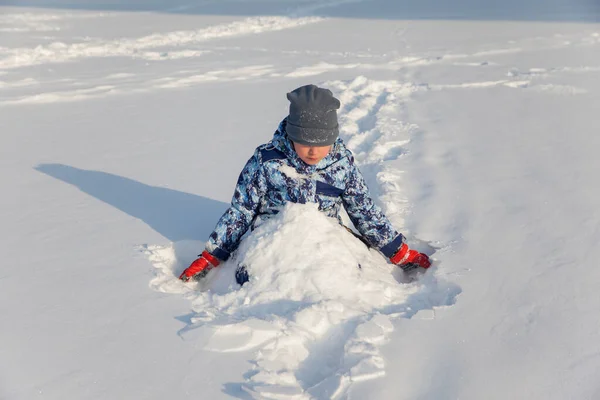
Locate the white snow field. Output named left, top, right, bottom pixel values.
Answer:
left=1, top=1, right=599, bottom=399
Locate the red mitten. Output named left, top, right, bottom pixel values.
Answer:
left=390, top=243, right=431, bottom=271
left=179, top=250, right=220, bottom=282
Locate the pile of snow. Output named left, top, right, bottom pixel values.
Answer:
left=144, top=203, right=460, bottom=399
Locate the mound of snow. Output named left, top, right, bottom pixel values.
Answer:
left=144, top=203, right=459, bottom=399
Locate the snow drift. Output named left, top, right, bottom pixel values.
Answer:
left=144, top=203, right=460, bottom=399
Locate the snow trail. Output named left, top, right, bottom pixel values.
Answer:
left=0, top=16, right=323, bottom=69
left=0, top=11, right=112, bottom=33
left=1, top=25, right=597, bottom=107
left=326, top=77, right=422, bottom=232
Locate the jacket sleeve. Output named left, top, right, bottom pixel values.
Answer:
left=341, top=156, right=405, bottom=259
left=205, top=149, right=265, bottom=261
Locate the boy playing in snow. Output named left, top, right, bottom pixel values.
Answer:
left=179, top=84, right=431, bottom=284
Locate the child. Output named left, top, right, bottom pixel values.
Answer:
left=179, top=84, right=431, bottom=284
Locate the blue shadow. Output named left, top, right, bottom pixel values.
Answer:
left=0, top=0, right=598, bottom=22
left=35, top=163, right=229, bottom=242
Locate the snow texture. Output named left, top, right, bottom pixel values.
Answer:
left=2, top=1, right=600, bottom=399
left=145, top=203, right=458, bottom=399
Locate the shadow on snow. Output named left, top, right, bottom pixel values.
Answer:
left=35, top=163, right=228, bottom=242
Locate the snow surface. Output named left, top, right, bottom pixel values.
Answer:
left=145, top=203, right=458, bottom=399
left=1, top=1, right=600, bottom=399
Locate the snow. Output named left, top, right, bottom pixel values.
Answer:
left=145, top=203, right=458, bottom=398
left=1, top=1, right=600, bottom=399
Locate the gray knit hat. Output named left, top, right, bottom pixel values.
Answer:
left=286, top=84, right=341, bottom=146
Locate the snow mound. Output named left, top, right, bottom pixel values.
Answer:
left=143, top=203, right=460, bottom=399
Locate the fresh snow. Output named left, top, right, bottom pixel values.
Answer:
left=1, top=1, right=600, bottom=400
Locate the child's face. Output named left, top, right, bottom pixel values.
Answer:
left=293, top=142, right=332, bottom=165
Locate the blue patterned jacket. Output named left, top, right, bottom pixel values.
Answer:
left=206, top=119, right=404, bottom=261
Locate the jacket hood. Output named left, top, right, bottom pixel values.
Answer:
left=270, top=118, right=350, bottom=173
